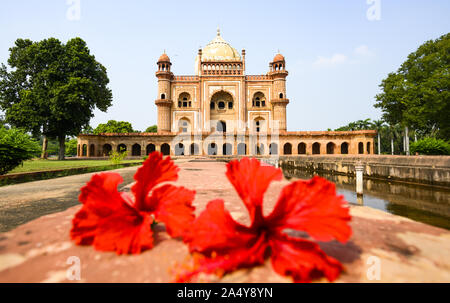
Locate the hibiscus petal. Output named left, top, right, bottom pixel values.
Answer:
left=71, top=172, right=154, bottom=254
left=93, top=212, right=154, bottom=255
left=149, top=184, right=196, bottom=238
left=226, top=158, right=282, bottom=223
left=176, top=200, right=268, bottom=282
left=78, top=172, right=125, bottom=216
left=270, top=234, right=343, bottom=282
left=267, top=176, right=352, bottom=243
left=176, top=199, right=269, bottom=282
left=132, top=151, right=179, bottom=211
left=186, top=199, right=258, bottom=253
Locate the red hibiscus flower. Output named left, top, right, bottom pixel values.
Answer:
left=178, top=158, right=351, bottom=282
left=70, top=152, right=195, bottom=255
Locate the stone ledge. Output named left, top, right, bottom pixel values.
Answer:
left=0, top=160, right=449, bottom=283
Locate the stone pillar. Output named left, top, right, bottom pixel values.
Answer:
left=355, top=162, right=364, bottom=196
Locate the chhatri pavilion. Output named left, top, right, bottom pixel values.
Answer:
left=77, top=29, right=375, bottom=157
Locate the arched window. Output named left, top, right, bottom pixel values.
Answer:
left=218, top=101, right=225, bottom=109
left=341, top=142, right=349, bottom=154
left=298, top=143, right=306, bottom=154
left=132, top=144, right=141, bottom=156
left=161, top=93, right=166, bottom=100
left=178, top=92, right=191, bottom=108
left=367, top=142, right=371, bottom=154
left=228, top=102, right=233, bottom=109
left=161, top=143, right=170, bottom=156
left=283, top=143, right=292, bottom=155
left=279, top=93, right=284, bottom=99
left=252, top=92, right=266, bottom=108
left=312, top=143, right=320, bottom=154
left=146, top=144, right=156, bottom=155
left=210, top=102, right=215, bottom=110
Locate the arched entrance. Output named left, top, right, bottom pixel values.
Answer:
left=269, top=143, right=278, bottom=155
left=312, top=143, right=320, bottom=154
left=283, top=143, right=292, bottom=155
left=223, top=143, right=232, bottom=155
left=208, top=143, right=217, bottom=155
left=161, top=143, right=170, bottom=156
left=146, top=144, right=155, bottom=155
left=237, top=143, right=247, bottom=155
left=82, top=144, right=87, bottom=156
left=117, top=144, right=127, bottom=153
left=175, top=143, right=185, bottom=156
left=298, top=143, right=306, bottom=154
left=358, top=142, right=364, bottom=154
left=132, top=144, right=141, bottom=156
left=210, top=91, right=234, bottom=129
left=341, top=142, right=349, bottom=154
left=190, top=143, right=199, bottom=155
left=326, top=142, right=335, bottom=154
left=102, top=144, right=112, bottom=156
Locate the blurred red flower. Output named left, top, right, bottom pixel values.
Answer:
left=178, top=158, right=352, bottom=282
left=70, top=152, right=195, bottom=255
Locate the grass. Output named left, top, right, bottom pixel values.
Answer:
left=9, top=158, right=143, bottom=174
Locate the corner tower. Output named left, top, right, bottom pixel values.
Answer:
left=269, top=53, right=289, bottom=131
left=155, top=53, right=173, bottom=132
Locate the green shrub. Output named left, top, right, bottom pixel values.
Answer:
left=410, top=137, right=450, bottom=155
left=109, top=150, right=128, bottom=165
left=0, top=127, right=41, bottom=174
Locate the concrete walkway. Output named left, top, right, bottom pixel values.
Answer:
left=0, top=159, right=449, bottom=282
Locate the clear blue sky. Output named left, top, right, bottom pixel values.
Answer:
left=1, top=0, right=449, bottom=131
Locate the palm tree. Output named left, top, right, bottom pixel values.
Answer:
left=371, top=120, right=386, bottom=154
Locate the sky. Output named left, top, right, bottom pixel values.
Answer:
left=0, top=0, right=449, bottom=131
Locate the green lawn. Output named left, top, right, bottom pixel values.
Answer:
left=10, top=158, right=143, bottom=174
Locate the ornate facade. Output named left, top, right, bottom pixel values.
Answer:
left=77, top=30, right=375, bottom=157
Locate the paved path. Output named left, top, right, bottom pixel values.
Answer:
left=0, top=166, right=139, bottom=232
left=0, top=159, right=449, bottom=282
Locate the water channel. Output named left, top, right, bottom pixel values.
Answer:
left=282, top=167, right=450, bottom=230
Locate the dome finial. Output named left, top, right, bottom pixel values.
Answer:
left=217, top=26, right=220, bottom=36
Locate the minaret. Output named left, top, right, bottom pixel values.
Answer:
left=155, top=52, right=173, bottom=132
left=269, top=53, right=289, bottom=132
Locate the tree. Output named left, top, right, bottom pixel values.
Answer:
left=0, top=126, right=40, bottom=174
left=0, top=37, right=113, bottom=160
left=93, top=120, right=135, bottom=134
left=145, top=125, right=157, bottom=133
left=375, top=33, right=450, bottom=140
left=65, top=138, right=78, bottom=156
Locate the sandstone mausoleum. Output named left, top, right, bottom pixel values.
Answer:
left=77, top=29, right=376, bottom=157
